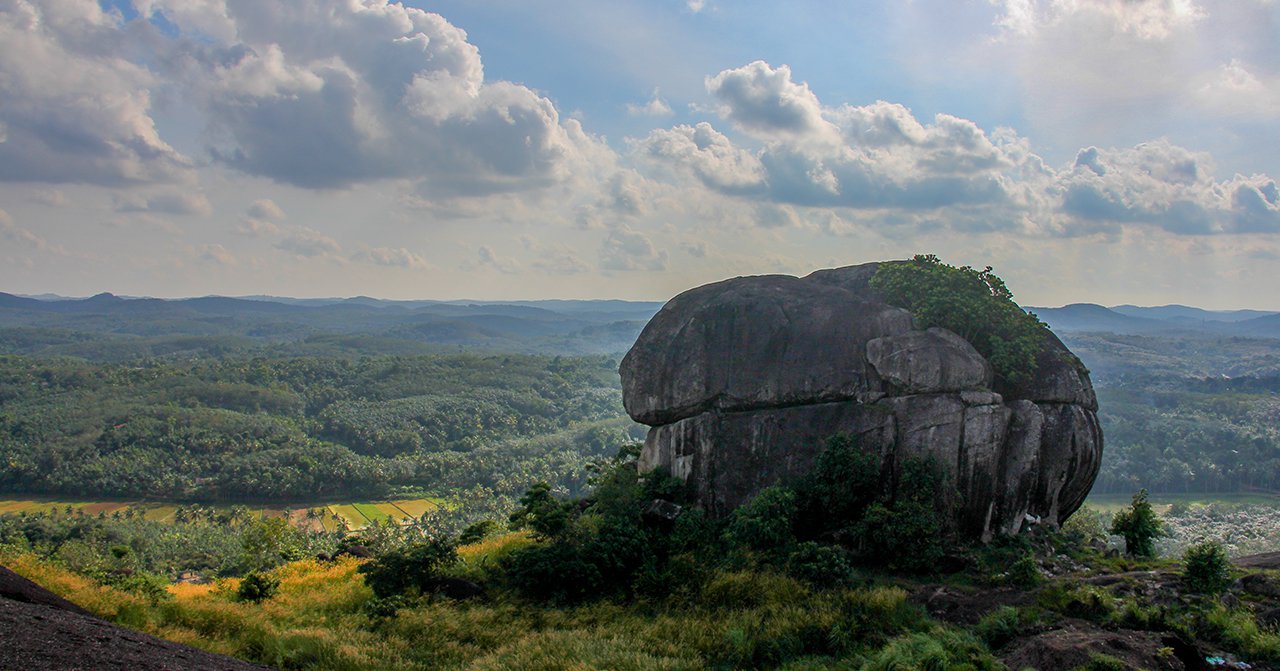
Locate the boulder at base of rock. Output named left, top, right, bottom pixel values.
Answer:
left=621, top=261, right=1102, bottom=541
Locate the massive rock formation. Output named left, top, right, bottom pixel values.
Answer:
left=620, top=262, right=1101, bottom=541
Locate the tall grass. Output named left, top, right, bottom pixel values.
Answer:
left=1, top=537, right=973, bottom=671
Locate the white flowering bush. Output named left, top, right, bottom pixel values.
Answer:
left=1155, top=503, right=1280, bottom=558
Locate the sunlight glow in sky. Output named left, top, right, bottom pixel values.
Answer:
left=1, top=0, right=1278, bottom=307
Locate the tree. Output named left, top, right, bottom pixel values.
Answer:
left=869, top=255, right=1049, bottom=387
left=1110, top=489, right=1163, bottom=558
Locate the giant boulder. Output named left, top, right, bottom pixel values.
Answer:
left=619, top=262, right=1101, bottom=541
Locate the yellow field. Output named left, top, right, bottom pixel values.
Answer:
left=0, top=497, right=446, bottom=531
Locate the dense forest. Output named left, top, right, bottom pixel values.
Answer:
left=0, top=354, right=641, bottom=504
left=2, top=293, right=1280, bottom=502
left=1059, top=332, right=1280, bottom=495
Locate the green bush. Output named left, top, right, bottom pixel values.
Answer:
left=862, top=627, right=1001, bottom=671
left=853, top=458, right=947, bottom=573
left=1038, top=582, right=1116, bottom=621
left=501, top=541, right=603, bottom=605
left=870, top=254, right=1049, bottom=387
left=458, top=519, right=501, bottom=546
left=1181, top=541, right=1231, bottom=594
left=1006, top=552, right=1044, bottom=588
left=356, top=537, right=458, bottom=599
left=794, top=433, right=881, bottom=541
left=237, top=571, right=280, bottom=602
left=975, top=606, right=1026, bottom=650
left=786, top=541, right=855, bottom=587
left=724, top=486, right=798, bottom=558
left=507, top=482, right=573, bottom=540
left=1061, top=505, right=1108, bottom=548
left=1110, top=490, right=1163, bottom=558
left=1071, top=653, right=1129, bottom=671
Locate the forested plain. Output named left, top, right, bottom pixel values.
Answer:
left=0, top=353, right=641, bottom=507
left=1, top=292, right=1279, bottom=506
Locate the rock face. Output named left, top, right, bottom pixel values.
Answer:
left=619, top=262, right=1102, bottom=541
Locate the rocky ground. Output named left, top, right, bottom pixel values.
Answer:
left=910, top=552, right=1280, bottom=671
left=0, top=565, right=272, bottom=671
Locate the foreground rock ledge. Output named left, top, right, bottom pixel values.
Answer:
left=620, top=262, right=1102, bottom=541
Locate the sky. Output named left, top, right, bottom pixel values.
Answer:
left=1, top=0, right=1278, bottom=308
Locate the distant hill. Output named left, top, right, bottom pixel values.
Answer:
left=1028, top=303, right=1280, bottom=339
left=0, top=292, right=663, bottom=361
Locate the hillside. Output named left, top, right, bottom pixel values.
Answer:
left=0, top=293, right=662, bottom=360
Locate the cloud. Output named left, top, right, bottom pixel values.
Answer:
left=235, top=218, right=280, bottom=237
left=114, top=192, right=213, bottom=216
left=0, top=207, right=63, bottom=253
left=0, top=1, right=192, bottom=185
left=639, top=61, right=1280, bottom=238
left=627, top=88, right=673, bottom=117
left=992, top=0, right=1204, bottom=41
left=681, top=240, right=708, bottom=258
left=599, top=228, right=668, bottom=271
left=133, top=0, right=607, bottom=195
left=1053, top=141, right=1279, bottom=235
left=530, top=246, right=591, bottom=275
left=705, top=61, right=840, bottom=145
left=275, top=227, right=343, bottom=258
left=634, top=122, right=765, bottom=191
left=756, top=204, right=805, bottom=229
left=352, top=246, right=431, bottom=270
left=476, top=245, right=520, bottom=274
left=29, top=189, right=67, bottom=207
left=1195, top=59, right=1280, bottom=119
left=247, top=198, right=286, bottom=221
left=200, top=243, right=238, bottom=266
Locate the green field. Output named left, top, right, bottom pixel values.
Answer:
left=0, top=497, right=444, bottom=531
left=1083, top=491, right=1280, bottom=514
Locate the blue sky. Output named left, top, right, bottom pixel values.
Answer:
left=1, top=0, right=1278, bottom=308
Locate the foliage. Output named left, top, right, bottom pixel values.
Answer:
left=1111, top=490, right=1164, bottom=558
left=1038, top=581, right=1117, bottom=621
left=869, top=254, right=1049, bottom=387
left=0, top=353, right=640, bottom=503
left=974, top=606, right=1029, bottom=650
left=793, top=433, right=881, bottom=541
left=1071, top=653, right=1129, bottom=671
left=356, top=537, right=459, bottom=599
left=861, top=627, right=1001, bottom=671
left=852, top=457, right=947, bottom=573
left=457, top=519, right=501, bottom=545
left=237, top=571, right=280, bottom=602
left=724, top=485, right=798, bottom=558
left=786, top=541, right=855, bottom=587
left=1061, top=505, right=1109, bottom=546
left=1006, top=552, right=1044, bottom=588
left=1181, top=541, right=1231, bottom=594
left=507, top=481, right=574, bottom=540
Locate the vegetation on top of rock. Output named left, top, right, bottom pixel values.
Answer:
left=870, top=254, right=1050, bottom=387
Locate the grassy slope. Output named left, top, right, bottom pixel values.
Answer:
left=8, top=532, right=1280, bottom=671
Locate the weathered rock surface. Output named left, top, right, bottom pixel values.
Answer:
left=620, top=262, right=1102, bottom=540
left=0, top=564, right=273, bottom=671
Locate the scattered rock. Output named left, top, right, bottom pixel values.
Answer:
left=1001, top=622, right=1196, bottom=671
left=643, top=499, right=683, bottom=525
left=1239, top=573, right=1280, bottom=599
left=425, top=577, right=485, bottom=601
left=339, top=545, right=372, bottom=559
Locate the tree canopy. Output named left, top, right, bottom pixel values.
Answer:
left=870, top=254, right=1049, bottom=387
